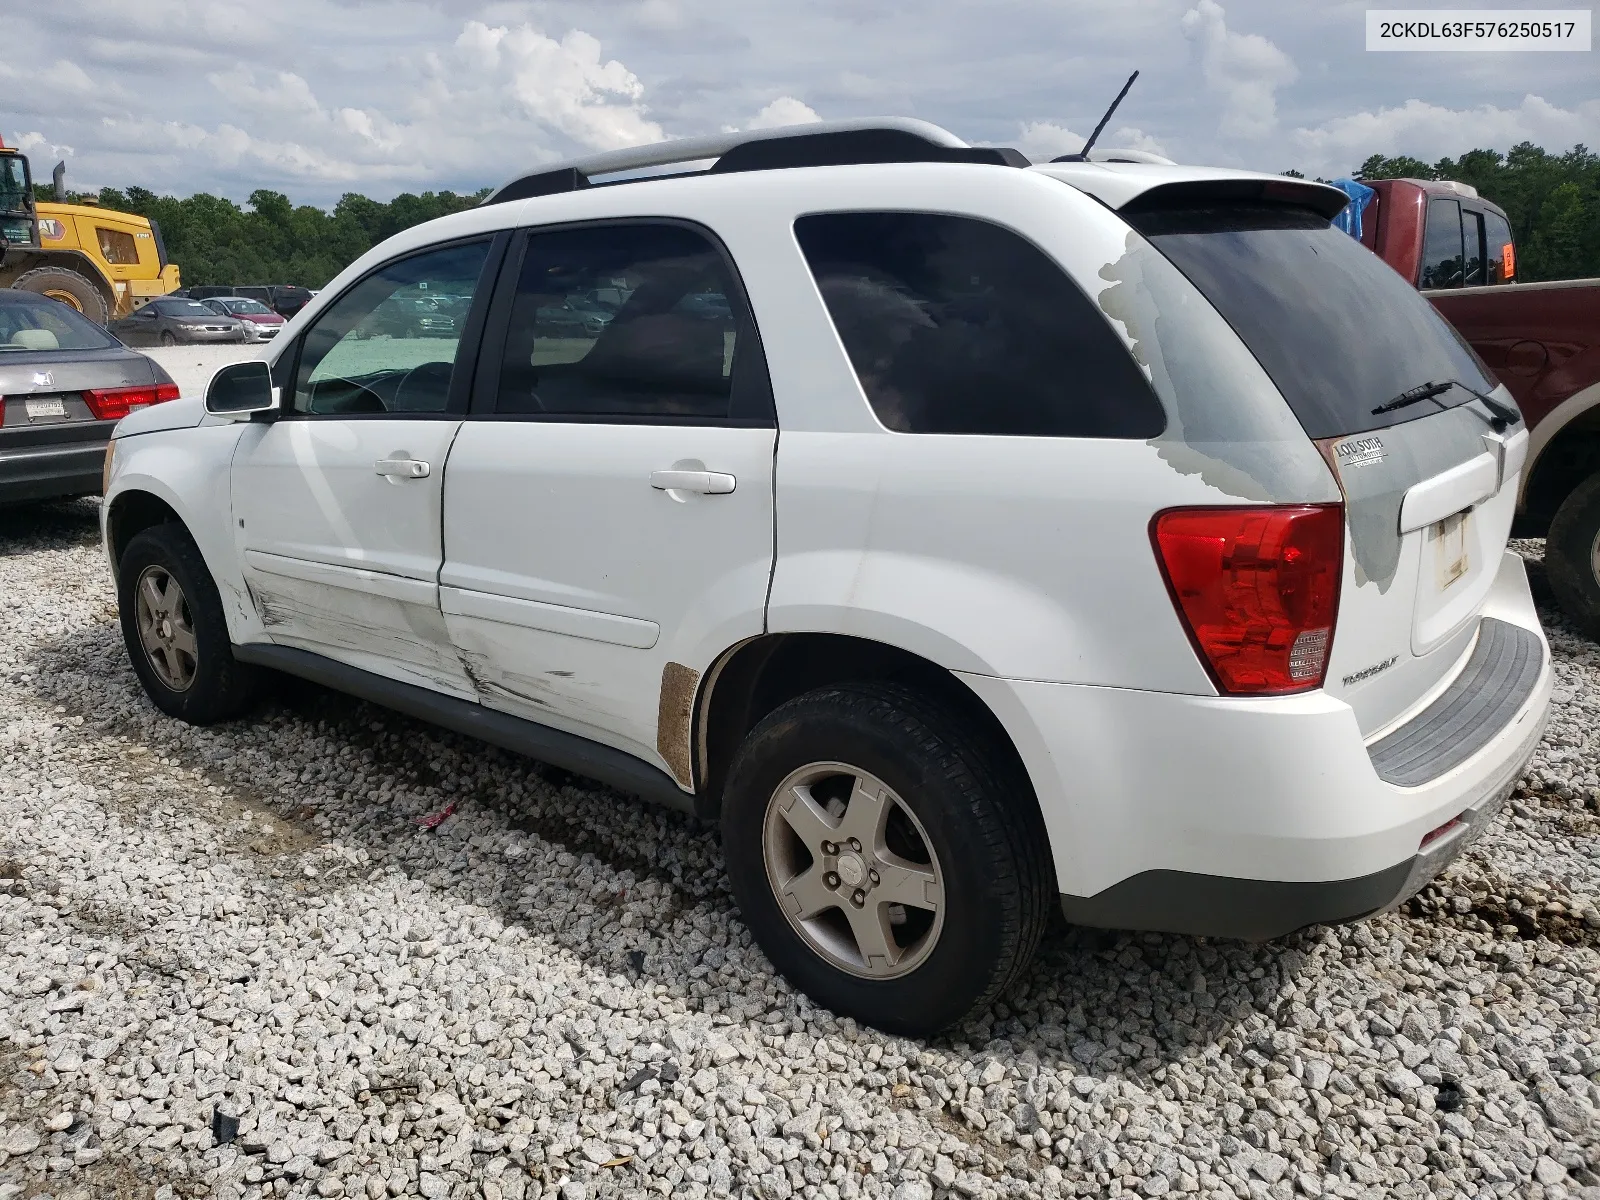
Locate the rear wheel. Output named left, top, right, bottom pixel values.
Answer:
left=118, top=524, right=265, bottom=723
left=1547, top=470, right=1600, bottom=639
left=12, top=267, right=110, bottom=324
left=722, top=683, right=1052, bottom=1036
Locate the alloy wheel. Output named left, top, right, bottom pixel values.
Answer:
left=134, top=565, right=198, bottom=692
left=761, top=761, right=945, bottom=979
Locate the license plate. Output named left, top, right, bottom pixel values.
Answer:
left=25, top=397, right=66, bottom=419
left=1434, top=511, right=1471, bottom=589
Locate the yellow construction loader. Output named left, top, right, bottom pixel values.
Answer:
left=0, top=138, right=181, bottom=323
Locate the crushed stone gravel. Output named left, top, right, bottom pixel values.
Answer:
left=1, top=506, right=1598, bottom=1200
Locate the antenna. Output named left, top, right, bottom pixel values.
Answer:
left=1053, top=71, right=1140, bottom=163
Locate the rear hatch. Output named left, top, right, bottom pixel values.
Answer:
left=1122, top=190, right=1527, bottom=736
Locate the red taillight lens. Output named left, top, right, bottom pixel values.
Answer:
left=1152, top=504, right=1344, bottom=695
left=82, top=382, right=180, bottom=421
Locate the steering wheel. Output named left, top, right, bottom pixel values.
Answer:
left=392, top=361, right=455, bottom=412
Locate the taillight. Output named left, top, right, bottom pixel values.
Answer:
left=1152, top=504, right=1343, bottom=695
left=82, top=382, right=180, bottom=421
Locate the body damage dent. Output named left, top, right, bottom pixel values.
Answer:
left=657, top=662, right=699, bottom=790
left=1095, top=233, right=1338, bottom=505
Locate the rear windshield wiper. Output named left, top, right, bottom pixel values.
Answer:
left=1372, top=380, right=1452, bottom=415
left=1372, top=378, right=1520, bottom=432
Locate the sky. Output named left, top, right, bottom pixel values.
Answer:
left=4, top=0, right=1597, bottom=207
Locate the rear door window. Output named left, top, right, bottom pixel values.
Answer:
left=1128, top=204, right=1496, bottom=440
left=1484, top=212, right=1515, bottom=282
left=490, top=222, right=770, bottom=423
left=794, top=211, right=1164, bottom=437
left=1420, top=198, right=1464, bottom=289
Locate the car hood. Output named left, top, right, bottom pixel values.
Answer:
left=236, top=312, right=284, bottom=324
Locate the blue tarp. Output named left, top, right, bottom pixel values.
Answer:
left=1329, top=178, right=1375, bottom=240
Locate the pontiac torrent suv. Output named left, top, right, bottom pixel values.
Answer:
left=101, top=119, right=1551, bottom=1036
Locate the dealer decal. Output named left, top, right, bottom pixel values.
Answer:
left=1334, top=435, right=1387, bottom=469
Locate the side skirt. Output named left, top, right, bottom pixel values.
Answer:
left=233, top=642, right=699, bottom=816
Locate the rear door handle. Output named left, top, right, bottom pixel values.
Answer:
left=375, top=458, right=431, bottom=479
left=650, top=469, right=736, bottom=495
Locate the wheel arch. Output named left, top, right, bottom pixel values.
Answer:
left=693, top=631, right=1040, bottom=825
left=106, top=487, right=184, bottom=569
left=1519, top=379, right=1600, bottom=537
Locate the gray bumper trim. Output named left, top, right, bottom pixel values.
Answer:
left=1368, top=618, right=1543, bottom=787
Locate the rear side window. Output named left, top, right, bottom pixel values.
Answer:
left=1485, top=212, right=1515, bottom=283
left=1130, top=204, right=1495, bottom=440
left=794, top=212, right=1164, bottom=437
left=1420, top=198, right=1463, bottom=289
left=493, top=223, right=768, bottom=423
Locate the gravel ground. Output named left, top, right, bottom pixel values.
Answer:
left=1, top=506, right=1598, bottom=1200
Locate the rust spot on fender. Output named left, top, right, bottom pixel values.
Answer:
left=657, top=662, right=699, bottom=790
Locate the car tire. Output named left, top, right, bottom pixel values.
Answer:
left=118, top=523, right=265, bottom=724
left=721, top=682, right=1053, bottom=1037
left=11, top=266, right=110, bottom=324
left=159, top=331, right=177, bottom=346
left=1546, top=470, right=1600, bottom=639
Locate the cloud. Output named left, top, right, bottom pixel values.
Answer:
left=1015, top=121, right=1168, bottom=163
left=746, top=97, right=823, bottom=130
left=1292, top=94, right=1600, bottom=177
left=14, top=132, right=76, bottom=161
left=1180, top=0, right=1297, bottom=139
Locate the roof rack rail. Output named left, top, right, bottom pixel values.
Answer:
left=483, top=118, right=1030, bottom=205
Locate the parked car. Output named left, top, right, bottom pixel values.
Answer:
left=101, top=119, right=1551, bottom=1036
left=109, top=297, right=244, bottom=346
left=0, top=289, right=176, bottom=503
left=233, top=284, right=314, bottom=320
left=200, top=296, right=285, bottom=342
left=1349, top=178, right=1600, bottom=637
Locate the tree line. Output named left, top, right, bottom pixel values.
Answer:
left=36, top=139, right=1599, bottom=286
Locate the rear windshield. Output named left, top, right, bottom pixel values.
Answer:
left=0, top=293, right=120, bottom=351
left=1126, top=205, right=1496, bottom=440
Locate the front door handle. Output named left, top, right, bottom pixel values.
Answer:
left=650, top=469, right=736, bottom=495
left=375, top=457, right=431, bottom=479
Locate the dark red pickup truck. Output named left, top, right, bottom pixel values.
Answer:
left=1355, top=178, right=1600, bottom=636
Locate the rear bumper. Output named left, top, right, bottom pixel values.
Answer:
left=960, top=549, right=1550, bottom=940
left=0, top=433, right=110, bottom=503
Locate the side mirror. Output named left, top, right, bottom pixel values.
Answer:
left=205, top=359, right=278, bottom=420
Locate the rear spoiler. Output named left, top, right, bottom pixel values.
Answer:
left=1119, top=178, right=1351, bottom=221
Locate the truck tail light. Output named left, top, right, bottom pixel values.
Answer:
left=83, top=382, right=180, bottom=421
left=1151, top=504, right=1344, bottom=695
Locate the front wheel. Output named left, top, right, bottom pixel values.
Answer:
left=118, top=523, right=265, bottom=723
left=159, top=330, right=177, bottom=346
left=1547, top=470, right=1600, bottom=640
left=721, top=683, right=1052, bottom=1037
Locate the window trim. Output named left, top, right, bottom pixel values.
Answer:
left=470, top=216, right=776, bottom=428
left=271, top=231, right=510, bottom=423
left=1460, top=207, right=1487, bottom=287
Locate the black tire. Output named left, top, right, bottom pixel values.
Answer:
left=721, top=683, right=1052, bottom=1036
left=1546, top=470, right=1600, bottom=639
left=117, top=523, right=265, bottom=724
left=159, top=330, right=177, bottom=346
left=12, top=266, right=110, bottom=324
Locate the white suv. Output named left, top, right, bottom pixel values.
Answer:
left=102, top=119, right=1551, bottom=1036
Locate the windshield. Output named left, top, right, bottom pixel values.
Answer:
left=222, top=298, right=273, bottom=314
left=0, top=154, right=29, bottom=214
left=0, top=293, right=120, bottom=351
left=1127, top=205, right=1497, bottom=440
